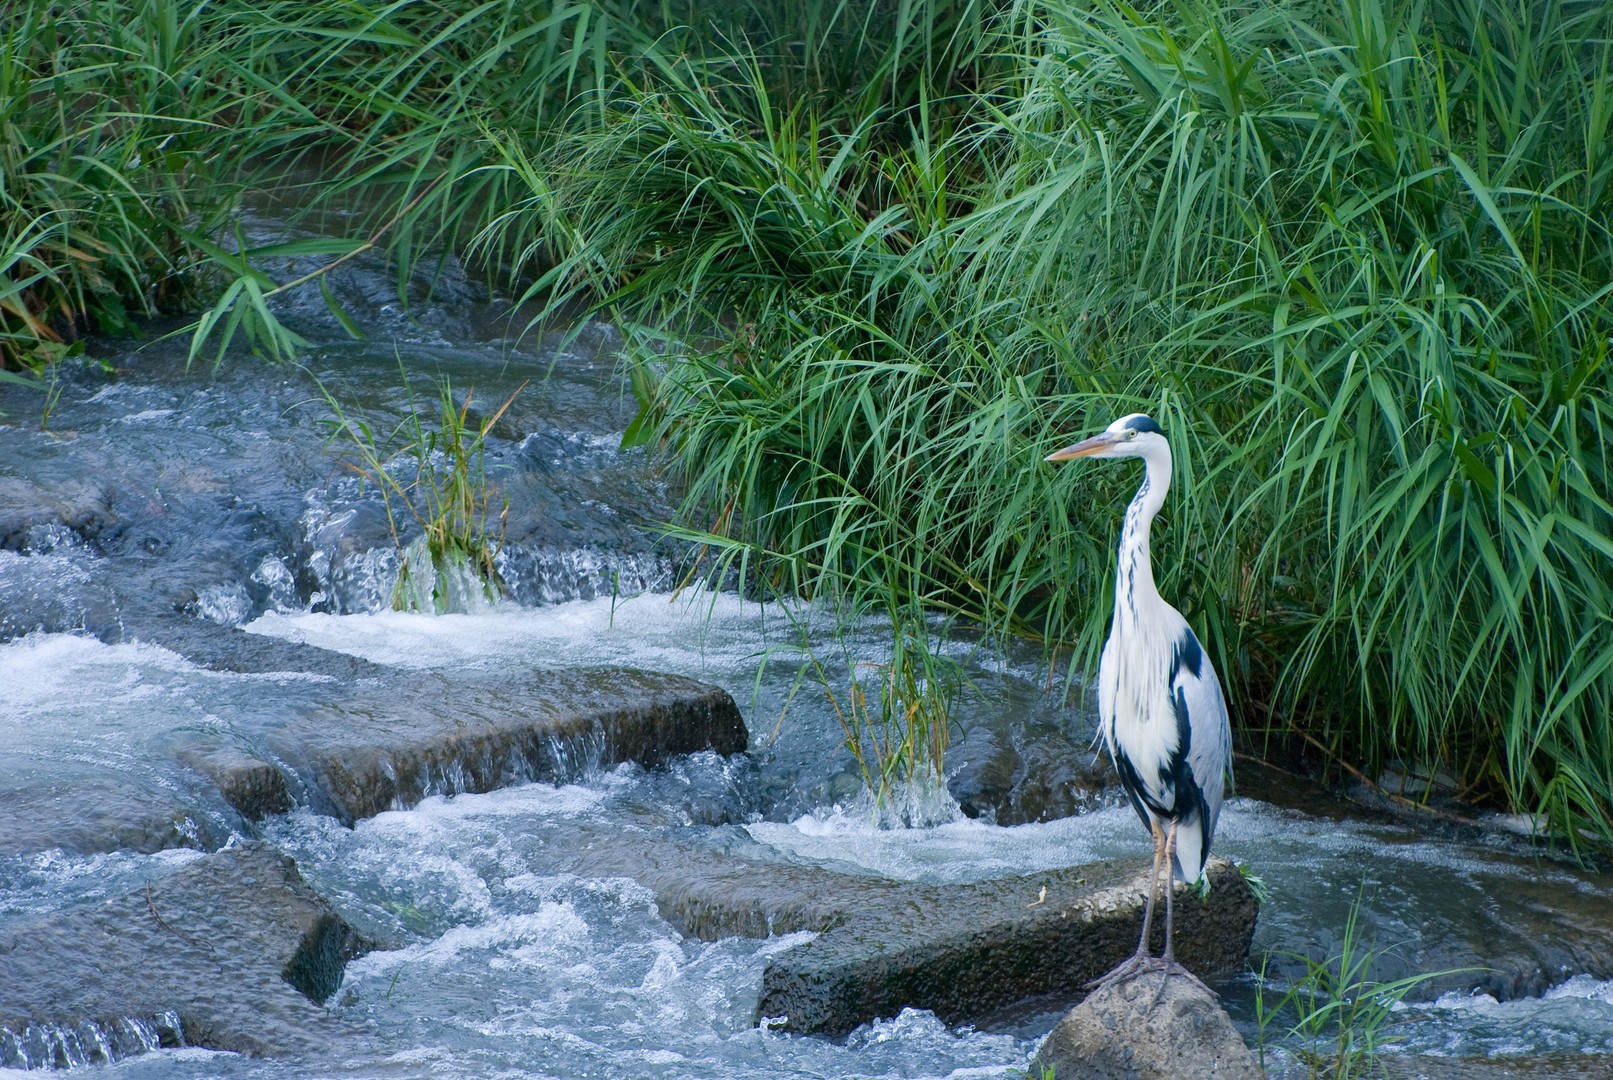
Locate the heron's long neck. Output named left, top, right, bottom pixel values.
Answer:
left=1114, top=447, right=1171, bottom=627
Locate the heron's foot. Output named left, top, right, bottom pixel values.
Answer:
left=1084, top=952, right=1165, bottom=991
left=1148, top=958, right=1217, bottom=1008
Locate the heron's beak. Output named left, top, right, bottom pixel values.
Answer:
left=1044, top=433, right=1116, bottom=462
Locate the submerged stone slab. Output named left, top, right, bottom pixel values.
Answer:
left=0, top=844, right=371, bottom=1068
left=119, top=617, right=387, bottom=680
left=535, top=826, right=871, bottom=940
left=0, top=778, right=233, bottom=859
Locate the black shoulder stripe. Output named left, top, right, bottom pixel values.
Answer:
left=1114, top=745, right=1170, bottom=822
left=1171, top=630, right=1203, bottom=681
left=1165, top=684, right=1206, bottom=828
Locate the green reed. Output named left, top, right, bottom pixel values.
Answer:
left=319, top=370, right=520, bottom=613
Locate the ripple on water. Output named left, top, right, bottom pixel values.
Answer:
left=1396, top=977, right=1613, bottom=1057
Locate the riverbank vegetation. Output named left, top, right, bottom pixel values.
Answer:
left=4, top=0, right=1610, bottom=848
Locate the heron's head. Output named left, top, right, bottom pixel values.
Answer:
left=1044, top=413, right=1167, bottom=462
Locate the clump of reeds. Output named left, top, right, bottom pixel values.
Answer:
left=5, top=0, right=1609, bottom=845
left=507, top=0, right=1613, bottom=844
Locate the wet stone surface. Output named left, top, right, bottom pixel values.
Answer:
left=752, top=858, right=1256, bottom=1038
left=0, top=476, right=119, bottom=554
left=1033, top=971, right=1263, bottom=1080
left=116, top=617, right=388, bottom=680
left=0, top=844, right=372, bottom=1068
left=0, top=778, right=234, bottom=860
left=947, top=719, right=1113, bottom=825
left=1386, top=1055, right=1613, bottom=1079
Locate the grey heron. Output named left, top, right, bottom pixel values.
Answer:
left=1046, top=412, right=1232, bottom=991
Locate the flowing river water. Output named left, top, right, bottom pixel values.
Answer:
left=2, top=243, right=1611, bottom=1078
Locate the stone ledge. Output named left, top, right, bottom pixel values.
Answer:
left=755, top=857, right=1257, bottom=1037
left=287, top=666, right=747, bottom=823
left=0, top=844, right=371, bottom=1068
left=0, top=624, right=749, bottom=859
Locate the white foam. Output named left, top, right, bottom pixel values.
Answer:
left=747, top=803, right=1147, bottom=885
left=0, top=633, right=335, bottom=761
left=371, top=777, right=622, bottom=827
left=0, top=633, right=187, bottom=705
left=244, top=589, right=825, bottom=677
left=345, top=903, right=593, bottom=980
left=1545, top=976, right=1613, bottom=1004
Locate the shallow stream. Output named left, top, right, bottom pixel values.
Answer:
left=2, top=242, right=1611, bottom=1078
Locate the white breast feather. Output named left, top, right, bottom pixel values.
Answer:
left=1102, top=599, right=1188, bottom=815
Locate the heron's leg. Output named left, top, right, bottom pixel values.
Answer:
left=1132, top=818, right=1167, bottom=959
left=1160, top=820, right=1179, bottom=963
left=1150, top=820, right=1215, bottom=1003
left=1086, top=819, right=1169, bottom=989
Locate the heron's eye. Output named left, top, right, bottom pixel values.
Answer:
left=1125, top=429, right=1137, bottom=440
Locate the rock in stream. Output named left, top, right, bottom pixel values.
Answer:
left=1033, top=974, right=1262, bottom=1080
left=0, top=844, right=372, bottom=1068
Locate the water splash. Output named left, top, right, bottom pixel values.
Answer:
left=392, top=536, right=500, bottom=616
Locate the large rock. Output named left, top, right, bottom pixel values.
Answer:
left=0, top=844, right=371, bottom=1068
left=1032, top=973, right=1262, bottom=1080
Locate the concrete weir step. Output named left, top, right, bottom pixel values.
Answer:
left=132, top=618, right=749, bottom=827
left=752, top=857, right=1258, bottom=1038
left=0, top=844, right=373, bottom=1068
left=212, top=665, right=748, bottom=824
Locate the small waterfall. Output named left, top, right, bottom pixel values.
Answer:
left=221, top=486, right=680, bottom=619
left=495, top=546, right=673, bottom=607
left=376, top=725, right=613, bottom=814
left=391, top=536, right=501, bottom=616
left=0, top=1012, right=182, bottom=1070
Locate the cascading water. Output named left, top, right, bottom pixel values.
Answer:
left=2, top=236, right=1612, bottom=1077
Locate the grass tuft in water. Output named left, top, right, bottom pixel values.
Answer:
left=317, top=370, right=521, bottom=614
left=1254, top=897, right=1473, bottom=1079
